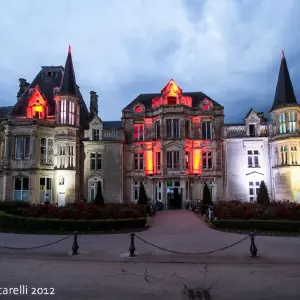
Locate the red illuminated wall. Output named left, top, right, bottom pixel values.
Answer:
left=26, top=86, right=48, bottom=119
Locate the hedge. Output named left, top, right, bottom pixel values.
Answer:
left=212, top=219, right=300, bottom=232
left=0, top=211, right=146, bottom=232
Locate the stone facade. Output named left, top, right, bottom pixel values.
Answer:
left=0, top=50, right=299, bottom=207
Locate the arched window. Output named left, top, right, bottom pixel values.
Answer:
left=69, top=101, right=75, bottom=125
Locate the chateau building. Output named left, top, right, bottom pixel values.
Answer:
left=0, top=48, right=299, bottom=207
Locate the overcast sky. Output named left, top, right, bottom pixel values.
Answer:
left=0, top=0, right=300, bottom=122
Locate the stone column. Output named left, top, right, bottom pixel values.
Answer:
left=181, top=179, right=186, bottom=209
left=162, top=181, right=167, bottom=210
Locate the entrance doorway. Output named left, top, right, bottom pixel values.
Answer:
left=58, top=192, right=65, bottom=206
left=166, top=181, right=182, bottom=209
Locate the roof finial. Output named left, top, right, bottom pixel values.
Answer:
left=282, top=49, right=284, bottom=59
left=68, top=45, right=71, bottom=54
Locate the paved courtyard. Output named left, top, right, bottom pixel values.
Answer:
left=0, top=211, right=299, bottom=264
left=0, top=211, right=300, bottom=299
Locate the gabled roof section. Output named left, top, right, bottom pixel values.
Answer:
left=59, top=46, right=77, bottom=96
left=244, top=108, right=259, bottom=120
left=10, top=66, right=63, bottom=117
left=270, top=51, right=298, bottom=112
left=161, top=79, right=182, bottom=97
left=89, top=115, right=102, bottom=125
left=124, top=92, right=223, bottom=111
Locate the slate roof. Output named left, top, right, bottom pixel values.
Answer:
left=124, top=92, right=223, bottom=110
left=7, top=50, right=90, bottom=128
left=271, top=52, right=298, bottom=111
left=59, top=46, right=77, bottom=96
left=103, top=121, right=122, bottom=129
left=0, top=106, right=13, bottom=119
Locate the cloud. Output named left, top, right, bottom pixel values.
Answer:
left=0, top=0, right=300, bottom=122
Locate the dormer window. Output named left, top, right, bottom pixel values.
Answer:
left=26, top=87, right=47, bottom=119
left=92, top=129, right=100, bottom=141
left=47, top=71, right=53, bottom=77
left=288, top=111, right=296, bottom=132
left=279, top=112, right=287, bottom=133
left=167, top=97, right=177, bottom=105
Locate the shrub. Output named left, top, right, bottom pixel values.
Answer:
left=0, top=211, right=146, bottom=232
left=10, top=203, right=145, bottom=220
left=138, top=182, right=148, bottom=205
left=257, top=181, right=270, bottom=207
left=0, top=201, right=30, bottom=211
left=214, top=200, right=300, bottom=221
left=212, top=220, right=300, bottom=232
left=93, top=181, right=105, bottom=207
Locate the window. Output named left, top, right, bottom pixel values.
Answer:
left=249, top=181, right=260, bottom=203
left=59, top=145, right=66, bottom=168
left=32, top=104, right=43, bottom=119
left=69, top=101, right=75, bottom=125
left=202, top=121, right=212, bottom=140
left=156, top=152, right=161, bottom=170
left=155, top=120, right=160, bottom=139
left=59, top=176, right=65, bottom=185
left=280, top=145, right=288, bottom=165
left=69, top=146, right=74, bottom=167
left=247, top=150, right=260, bottom=168
left=133, top=123, right=144, bottom=141
left=90, top=152, right=102, bottom=170
left=92, top=129, right=100, bottom=141
left=40, top=138, right=53, bottom=164
left=185, top=120, right=190, bottom=138
left=155, top=181, right=162, bottom=201
left=134, top=153, right=144, bottom=171
left=202, top=151, right=212, bottom=169
left=279, top=112, right=286, bottom=134
left=13, top=177, right=29, bottom=201
left=291, top=146, right=298, bottom=165
left=15, top=136, right=30, bottom=159
left=60, top=100, right=67, bottom=124
left=185, top=152, right=189, bottom=169
left=166, top=150, right=179, bottom=169
left=288, top=111, right=296, bottom=132
left=39, top=178, right=52, bottom=203
left=249, top=124, right=256, bottom=137
left=166, top=119, right=179, bottom=138
left=133, top=181, right=140, bottom=202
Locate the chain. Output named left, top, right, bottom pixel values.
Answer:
left=0, top=235, right=72, bottom=250
left=134, top=234, right=250, bottom=255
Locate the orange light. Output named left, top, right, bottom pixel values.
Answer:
left=144, top=142, right=154, bottom=175
left=33, top=105, right=43, bottom=113
left=192, top=141, right=202, bottom=174
left=26, top=85, right=47, bottom=119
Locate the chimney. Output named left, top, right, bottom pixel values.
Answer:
left=17, top=78, right=30, bottom=101
left=90, top=91, right=98, bottom=118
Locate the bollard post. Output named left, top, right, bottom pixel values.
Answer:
left=72, top=231, right=79, bottom=255
left=249, top=232, right=257, bottom=257
left=129, top=233, right=136, bottom=257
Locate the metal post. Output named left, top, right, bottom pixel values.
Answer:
left=72, top=231, right=79, bottom=255
left=249, top=232, right=258, bottom=257
left=129, top=233, right=136, bottom=257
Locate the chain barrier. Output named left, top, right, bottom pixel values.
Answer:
left=133, top=233, right=250, bottom=255
left=0, top=235, right=72, bottom=251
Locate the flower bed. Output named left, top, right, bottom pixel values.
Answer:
left=7, top=203, right=145, bottom=220
left=0, top=211, right=146, bottom=232
left=214, top=200, right=300, bottom=221
left=212, top=219, right=300, bottom=232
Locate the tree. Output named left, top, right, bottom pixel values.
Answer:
left=203, top=182, right=213, bottom=206
left=137, top=182, right=148, bottom=205
left=201, top=183, right=212, bottom=215
left=257, top=180, right=270, bottom=207
left=93, top=181, right=105, bottom=207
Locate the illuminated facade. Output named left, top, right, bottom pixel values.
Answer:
left=0, top=49, right=299, bottom=207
